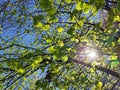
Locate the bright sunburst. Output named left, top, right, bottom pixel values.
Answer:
left=88, top=51, right=96, bottom=59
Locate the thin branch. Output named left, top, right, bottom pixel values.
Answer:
left=13, top=44, right=41, bottom=52
left=73, top=60, right=120, bottom=78
left=0, top=71, right=15, bottom=83
left=0, top=44, right=14, bottom=50
left=0, top=53, right=19, bottom=56
left=0, top=67, right=15, bottom=71
left=4, top=69, right=30, bottom=90
left=0, top=0, right=10, bottom=13
left=3, top=32, right=25, bottom=45
left=111, top=78, right=120, bottom=90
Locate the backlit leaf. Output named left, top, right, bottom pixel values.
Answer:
left=18, top=68, right=25, bottom=74
left=62, top=55, right=68, bottom=62
left=42, top=24, right=50, bottom=30
left=58, top=40, right=64, bottom=47
left=96, top=81, right=103, bottom=89
left=65, top=0, right=72, bottom=4
left=48, top=46, right=56, bottom=54
left=114, top=16, right=120, bottom=22
left=110, top=60, right=119, bottom=68
left=76, top=1, right=82, bottom=11
left=58, top=27, right=64, bottom=33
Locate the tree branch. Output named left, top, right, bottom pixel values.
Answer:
left=74, top=60, right=120, bottom=78
left=0, top=67, right=15, bottom=71
left=0, top=0, right=10, bottom=13
left=0, top=44, right=14, bottom=50
left=111, top=78, right=120, bottom=90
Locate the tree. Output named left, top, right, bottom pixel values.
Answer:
left=0, top=0, right=120, bottom=90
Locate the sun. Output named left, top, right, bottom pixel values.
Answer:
left=88, top=51, right=96, bottom=59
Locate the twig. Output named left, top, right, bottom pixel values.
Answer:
left=111, top=78, right=120, bottom=90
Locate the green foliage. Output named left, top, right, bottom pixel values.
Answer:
left=65, top=0, right=72, bottom=4
left=62, top=55, right=68, bottom=62
left=0, top=0, right=120, bottom=90
left=47, top=7, right=57, bottom=16
left=58, top=27, right=64, bottom=33
left=48, top=46, right=56, bottom=54
left=39, top=0, right=51, bottom=9
left=76, top=1, right=83, bottom=11
left=17, top=68, right=25, bottom=74
left=33, top=15, right=44, bottom=26
left=67, top=26, right=75, bottom=35
left=110, top=60, right=119, bottom=68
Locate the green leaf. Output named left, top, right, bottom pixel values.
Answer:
left=39, top=0, right=51, bottom=9
left=46, top=38, right=52, bottom=43
left=33, top=15, right=44, bottom=27
left=34, top=56, right=43, bottom=64
left=53, top=53, right=63, bottom=60
left=67, top=26, right=75, bottom=35
left=35, top=80, right=41, bottom=89
left=35, top=80, right=41, bottom=86
left=58, top=27, right=64, bottom=33
left=47, top=7, right=57, bottom=16
left=62, top=55, right=68, bottom=62
left=42, top=24, right=50, bottom=30
left=34, top=23, right=41, bottom=28
left=58, top=40, right=64, bottom=47
left=110, top=59, right=119, bottom=68
left=65, top=0, right=72, bottom=4
left=48, top=46, right=56, bottom=54
left=17, top=68, right=25, bottom=74
left=76, top=1, right=83, bottom=11
left=114, top=16, right=120, bottom=22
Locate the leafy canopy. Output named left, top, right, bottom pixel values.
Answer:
left=0, top=0, right=120, bottom=90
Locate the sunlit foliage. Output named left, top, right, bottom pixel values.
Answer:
left=0, top=0, right=120, bottom=90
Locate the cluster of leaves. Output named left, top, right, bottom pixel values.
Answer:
left=0, top=0, right=120, bottom=90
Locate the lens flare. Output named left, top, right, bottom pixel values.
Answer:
left=88, top=51, right=96, bottom=59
